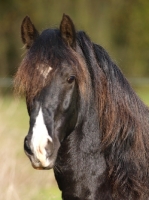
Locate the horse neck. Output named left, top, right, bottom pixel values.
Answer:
left=54, top=95, right=107, bottom=200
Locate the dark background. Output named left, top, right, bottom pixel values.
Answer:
left=1, top=0, right=149, bottom=81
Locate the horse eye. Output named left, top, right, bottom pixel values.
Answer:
left=67, top=76, right=75, bottom=84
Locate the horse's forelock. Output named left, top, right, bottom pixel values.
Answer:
left=14, top=32, right=89, bottom=104
left=14, top=58, right=49, bottom=102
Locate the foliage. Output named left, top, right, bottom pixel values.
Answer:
left=0, top=0, right=149, bottom=79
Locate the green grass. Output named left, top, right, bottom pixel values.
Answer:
left=0, top=89, right=148, bottom=200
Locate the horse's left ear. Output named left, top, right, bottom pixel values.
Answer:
left=60, top=14, right=76, bottom=49
left=21, top=16, right=39, bottom=49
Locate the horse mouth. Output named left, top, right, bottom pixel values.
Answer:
left=24, top=130, right=61, bottom=170
left=24, top=134, right=59, bottom=170
left=25, top=150, right=55, bottom=170
left=24, top=142, right=56, bottom=170
left=31, top=159, right=55, bottom=170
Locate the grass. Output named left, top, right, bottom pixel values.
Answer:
left=0, top=96, right=61, bottom=200
left=0, top=88, right=148, bottom=200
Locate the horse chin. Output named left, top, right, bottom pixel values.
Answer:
left=31, top=157, right=55, bottom=170
left=26, top=153, right=55, bottom=170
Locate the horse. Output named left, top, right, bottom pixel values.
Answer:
left=14, top=14, right=149, bottom=200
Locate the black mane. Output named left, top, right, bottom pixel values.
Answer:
left=28, top=29, right=77, bottom=66
left=76, top=31, right=149, bottom=199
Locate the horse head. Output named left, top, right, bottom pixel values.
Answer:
left=20, top=15, right=81, bottom=169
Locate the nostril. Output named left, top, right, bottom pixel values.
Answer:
left=47, top=138, right=52, bottom=146
left=24, top=137, right=33, bottom=155
left=45, top=138, right=53, bottom=157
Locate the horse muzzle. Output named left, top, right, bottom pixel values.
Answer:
left=24, top=136, right=55, bottom=170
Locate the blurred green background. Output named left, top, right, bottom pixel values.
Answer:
left=0, top=0, right=149, bottom=200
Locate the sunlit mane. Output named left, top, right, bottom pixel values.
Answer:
left=14, top=28, right=92, bottom=105
left=15, top=30, right=77, bottom=101
left=77, top=31, right=149, bottom=198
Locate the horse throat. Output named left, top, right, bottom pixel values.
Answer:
left=54, top=103, right=107, bottom=199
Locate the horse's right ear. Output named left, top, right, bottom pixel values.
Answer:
left=21, top=16, right=39, bottom=49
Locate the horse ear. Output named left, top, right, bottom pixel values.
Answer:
left=60, top=14, right=76, bottom=49
left=21, top=16, right=39, bottom=49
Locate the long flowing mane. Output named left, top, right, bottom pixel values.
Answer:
left=14, top=17, right=149, bottom=199
left=77, top=31, right=149, bottom=199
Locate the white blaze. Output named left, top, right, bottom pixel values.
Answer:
left=37, top=64, right=52, bottom=79
left=31, top=108, right=52, bottom=167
